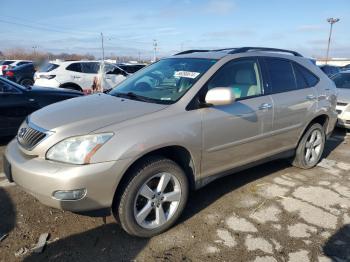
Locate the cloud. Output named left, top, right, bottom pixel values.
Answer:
left=203, top=0, right=235, bottom=15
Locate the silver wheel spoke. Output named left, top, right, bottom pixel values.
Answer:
left=310, top=132, right=316, bottom=143
left=136, top=201, right=153, bottom=224
left=314, top=137, right=322, bottom=146
left=311, top=148, right=318, bottom=160
left=139, top=184, right=154, bottom=200
left=305, top=148, right=311, bottom=161
left=163, top=191, right=181, bottom=202
left=157, top=173, right=171, bottom=193
left=155, top=205, right=166, bottom=225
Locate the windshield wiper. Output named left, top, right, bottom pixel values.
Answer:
left=114, top=92, right=154, bottom=103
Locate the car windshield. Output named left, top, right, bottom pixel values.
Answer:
left=109, top=58, right=217, bottom=104
left=332, top=73, right=350, bottom=89
left=38, top=63, right=59, bottom=72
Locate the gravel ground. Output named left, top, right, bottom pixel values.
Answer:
left=0, top=128, right=349, bottom=262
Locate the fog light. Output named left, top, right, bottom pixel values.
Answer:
left=52, top=189, right=86, bottom=200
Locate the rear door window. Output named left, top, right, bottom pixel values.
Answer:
left=264, top=58, right=296, bottom=93
left=66, top=63, right=82, bottom=72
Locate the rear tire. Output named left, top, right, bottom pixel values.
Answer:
left=113, top=156, right=189, bottom=238
left=291, top=123, right=325, bottom=169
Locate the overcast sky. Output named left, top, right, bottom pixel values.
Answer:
left=1, top=0, right=349, bottom=59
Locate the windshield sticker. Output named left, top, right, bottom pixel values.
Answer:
left=161, top=97, right=172, bottom=100
left=174, top=71, right=200, bottom=79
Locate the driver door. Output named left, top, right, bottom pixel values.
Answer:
left=200, top=58, right=274, bottom=179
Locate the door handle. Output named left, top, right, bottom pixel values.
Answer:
left=306, top=94, right=316, bottom=101
left=258, top=103, right=272, bottom=110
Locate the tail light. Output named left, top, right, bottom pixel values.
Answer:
left=5, top=71, right=14, bottom=77
left=40, top=75, right=56, bottom=79
left=1, top=65, right=7, bottom=71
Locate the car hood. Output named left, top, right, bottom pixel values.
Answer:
left=30, top=93, right=168, bottom=133
left=337, top=88, right=350, bottom=103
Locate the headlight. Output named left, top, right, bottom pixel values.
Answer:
left=46, top=133, right=113, bottom=164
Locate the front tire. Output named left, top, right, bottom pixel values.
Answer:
left=114, top=157, right=189, bottom=238
left=292, top=123, right=326, bottom=169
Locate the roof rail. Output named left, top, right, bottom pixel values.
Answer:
left=175, top=49, right=210, bottom=55
left=228, top=47, right=302, bottom=57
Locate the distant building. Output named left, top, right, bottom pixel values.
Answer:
left=316, top=58, right=350, bottom=67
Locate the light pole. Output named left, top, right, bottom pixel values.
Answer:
left=325, top=18, right=340, bottom=64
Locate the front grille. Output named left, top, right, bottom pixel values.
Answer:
left=337, top=102, right=348, bottom=106
left=17, top=122, right=46, bottom=150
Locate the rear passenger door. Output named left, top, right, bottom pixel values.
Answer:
left=65, top=62, right=84, bottom=87
left=262, top=57, right=319, bottom=150
left=201, top=58, right=274, bottom=178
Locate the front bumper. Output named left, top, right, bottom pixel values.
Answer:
left=4, top=139, right=131, bottom=212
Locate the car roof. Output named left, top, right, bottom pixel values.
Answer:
left=171, top=47, right=304, bottom=60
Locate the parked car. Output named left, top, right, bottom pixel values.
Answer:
left=4, top=47, right=337, bottom=237
left=0, top=60, right=32, bottom=75
left=340, top=64, right=350, bottom=71
left=3, top=63, right=36, bottom=86
left=117, top=63, right=147, bottom=74
left=331, top=71, right=350, bottom=129
left=0, top=77, right=83, bottom=137
left=34, top=61, right=128, bottom=92
left=319, top=64, right=341, bottom=77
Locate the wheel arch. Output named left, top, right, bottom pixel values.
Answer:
left=112, top=145, right=196, bottom=209
left=59, top=82, right=83, bottom=92
left=298, top=114, right=329, bottom=144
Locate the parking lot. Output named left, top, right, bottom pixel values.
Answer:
left=0, top=128, right=348, bottom=262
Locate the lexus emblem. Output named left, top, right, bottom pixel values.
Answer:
left=18, top=127, right=27, bottom=139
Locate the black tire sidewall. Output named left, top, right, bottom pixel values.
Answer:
left=118, top=158, right=189, bottom=238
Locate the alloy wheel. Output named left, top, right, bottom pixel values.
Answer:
left=133, top=172, right=182, bottom=229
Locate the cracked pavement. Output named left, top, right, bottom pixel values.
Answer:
left=0, top=129, right=349, bottom=262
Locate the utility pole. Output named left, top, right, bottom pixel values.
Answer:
left=325, top=18, right=340, bottom=65
left=153, top=39, right=157, bottom=62
left=32, top=45, right=38, bottom=58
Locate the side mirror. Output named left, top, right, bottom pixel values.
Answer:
left=205, top=87, right=235, bottom=106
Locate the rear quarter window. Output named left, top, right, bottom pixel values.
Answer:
left=293, top=63, right=319, bottom=88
